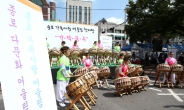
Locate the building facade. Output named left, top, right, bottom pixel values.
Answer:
left=95, top=18, right=127, bottom=49
left=66, top=0, right=92, bottom=24
left=29, top=0, right=56, bottom=21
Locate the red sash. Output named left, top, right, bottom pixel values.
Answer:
left=119, top=64, right=128, bottom=77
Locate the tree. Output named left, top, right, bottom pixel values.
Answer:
left=125, top=0, right=184, bottom=44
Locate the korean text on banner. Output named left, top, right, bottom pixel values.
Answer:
left=0, top=0, right=57, bottom=110
left=44, top=21, right=98, bottom=49
left=100, top=35, right=112, bottom=50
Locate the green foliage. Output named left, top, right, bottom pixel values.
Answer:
left=125, top=0, right=184, bottom=43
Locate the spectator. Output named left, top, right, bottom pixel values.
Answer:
left=145, top=52, right=149, bottom=66
left=158, top=51, right=168, bottom=63
left=122, top=38, right=126, bottom=47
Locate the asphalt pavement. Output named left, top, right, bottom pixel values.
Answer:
left=0, top=67, right=184, bottom=110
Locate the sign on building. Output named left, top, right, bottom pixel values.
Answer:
left=100, top=35, right=112, bottom=50
left=0, top=0, right=57, bottom=110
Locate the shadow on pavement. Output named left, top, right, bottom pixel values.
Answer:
left=163, top=105, right=184, bottom=109
left=102, top=92, right=122, bottom=98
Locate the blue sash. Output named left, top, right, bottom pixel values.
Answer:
left=65, top=66, right=70, bottom=70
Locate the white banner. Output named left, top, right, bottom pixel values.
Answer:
left=100, top=35, right=112, bottom=50
left=0, top=0, right=57, bottom=110
left=44, top=21, right=98, bottom=49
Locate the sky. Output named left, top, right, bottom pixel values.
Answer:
left=46, top=0, right=130, bottom=24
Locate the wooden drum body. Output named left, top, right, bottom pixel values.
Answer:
left=114, top=77, right=131, bottom=88
left=97, top=48, right=104, bottom=56
left=99, top=66, right=111, bottom=76
left=120, top=51, right=126, bottom=56
left=81, top=72, right=96, bottom=86
left=114, top=77, right=131, bottom=96
left=112, top=51, right=119, bottom=58
left=88, top=66, right=99, bottom=80
left=103, top=49, right=112, bottom=56
left=139, top=76, right=150, bottom=85
left=128, top=64, right=136, bottom=74
left=88, top=66, right=99, bottom=73
left=131, top=65, right=144, bottom=77
left=157, top=63, right=170, bottom=71
left=125, top=51, right=132, bottom=58
left=49, top=47, right=60, bottom=56
left=70, top=49, right=80, bottom=59
left=89, top=48, right=97, bottom=56
left=139, top=76, right=150, bottom=91
left=73, top=67, right=88, bottom=75
left=130, top=77, right=141, bottom=86
left=170, top=64, right=183, bottom=72
left=66, top=78, right=88, bottom=97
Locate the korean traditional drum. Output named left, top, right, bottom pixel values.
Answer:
left=120, top=51, right=126, bottom=56
left=114, top=77, right=131, bottom=87
left=125, top=51, right=132, bottom=58
left=70, top=49, right=80, bottom=59
left=81, top=72, right=96, bottom=86
left=49, top=47, right=60, bottom=56
left=89, top=48, right=97, bottom=56
left=128, top=64, right=136, bottom=74
left=73, top=67, right=88, bottom=75
left=99, top=66, right=111, bottom=76
left=66, top=78, right=89, bottom=97
left=139, top=76, right=150, bottom=85
left=130, top=77, right=141, bottom=86
left=157, top=63, right=170, bottom=71
left=170, top=64, right=183, bottom=72
left=97, top=48, right=104, bottom=55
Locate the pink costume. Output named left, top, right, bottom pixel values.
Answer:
left=83, top=59, right=93, bottom=68
left=165, top=57, right=177, bottom=66
left=72, top=45, right=79, bottom=49
left=163, top=57, right=177, bottom=83
left=97, top=44, right=103, bottom=49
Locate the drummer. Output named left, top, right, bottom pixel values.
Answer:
left=92, top=41, right=98, bottom=49
left=97, top=40, right=103, bottom=49
left=56, top=46, right=72, bottom=107
left=118, top=53, right=124, bottom=65
left=72, top=40, right=79, bottom=49
left=114, top=42, right=120, bottom=52
left=119, top=58, right=129, bottom=77
left=60, top=41, right=66, bottom=49
left=83, top=53, right=93, bottom=68
left=163, top=52, right=177, bottom=84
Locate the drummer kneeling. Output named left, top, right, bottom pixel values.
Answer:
left=119, top=58, right=129, bottom=77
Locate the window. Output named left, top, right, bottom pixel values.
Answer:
left=69, top=5, right=72, bottom=22
left=76, top=6, right=77, bottom=21
left=51, top=10, right=55, bottom=20
left=73, top=6, right=74, bottom=22
left=88, top=7, right=90, bottom=24
left=84, top=7, right=87, bottom=24
left=115, top=30, right=121, bottom=33
left=79, top=6, right=82, bottom=23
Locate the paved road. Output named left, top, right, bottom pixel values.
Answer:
left=0, top=78, right=184, bottom=110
